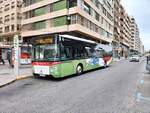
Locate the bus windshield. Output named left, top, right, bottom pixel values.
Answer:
left=33, top=44, right=59, bottom=61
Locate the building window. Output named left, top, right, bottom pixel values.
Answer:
left=0, top=0, right=3, bottom=4
left=68, top=0, right=77, bottom=8
left=11, top=2, right=15, bottom=9
left=0, top=27, right=2, bottom=33
left=5, top=26, right=9, bottom=32
left=107, top=13, right=113, bottom=21
left=24, top=0, right=42, bottom=6
left=83, top=2, right=91, bottom=15
left=0, top=17, right=2, bottom=24
left=50, top=0, right=67, bottom=12
left=32, top=0, right=42, bottom=4
left=0, top=7, right=3, bottom=13
left=4, top=4, right=10, bottom=11
left=17, top=1, right=22, bottom=8
left=95, top=11, right=99, bottom=21
left=102, top=6, right=106, bottom=16
left=33, top=21, right=46, bottom=30
left=11, top=13, right=15, bottom=20
left=70, top=14, right=77, bottom=24
left=91, top=0, right=101, bottom=9
left=17, top=24, right=21, bottom=31
left=52, top=16, right=67, bottom=27
left=17, top=13, right=22, bottom=20
left=4, top=15, right=10, bottom=22
left=101, top=17, right=103, bottom=24
left=11, top=25, right=14, bottom=31
left=33, top=6, right=47, bottom=16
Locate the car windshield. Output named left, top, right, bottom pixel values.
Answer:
left=33, top=44, right=59, bottom=61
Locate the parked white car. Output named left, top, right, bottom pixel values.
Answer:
left=129, top=55, right=140, bottom=62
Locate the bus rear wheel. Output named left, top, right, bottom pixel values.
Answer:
left=76, top=64, right=83, bottom=75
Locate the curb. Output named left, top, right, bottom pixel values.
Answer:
left=16, top=75, right=33, bottom=80
left=0, top=79, right=16, bottom=88
left=0, top=75, right=33, bottom=88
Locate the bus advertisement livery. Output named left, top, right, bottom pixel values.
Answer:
left=31, top=34, right=113, bottom=78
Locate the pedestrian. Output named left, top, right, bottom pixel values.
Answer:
left=0, top=58, right=5, bottom=65
left=0, top=54, right=5, bottom=65
left=2, top=58, right=5, bottom=65
left=7, top=50, right=13, bottom=67
left=118, top=54, right=120, bottom=60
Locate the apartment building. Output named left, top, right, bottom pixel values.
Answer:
left=114, top=4, right=131, bottom=57
left=0, top=0, right=22, bottom=58
left=0, top=0, right=22, bottom=45
left=140, top=40, right=144, bottom=54
left=112, top=0, right=121, bottom=58
left=130, top=17, right=140, bottom=54
left=117, top=5, right=131, bottom=58
left=21, top=0, right=114, bottom=44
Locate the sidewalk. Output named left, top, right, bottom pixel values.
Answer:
left=0, top=61, right=32, bottom=87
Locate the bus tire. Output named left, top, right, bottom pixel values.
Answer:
left=76, top=64, right=83, bottom=75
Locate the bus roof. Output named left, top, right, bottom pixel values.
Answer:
left=59, top=35, right=96, bottom=44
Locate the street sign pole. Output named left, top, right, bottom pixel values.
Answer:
left=13, top=35, right=19, bottom=79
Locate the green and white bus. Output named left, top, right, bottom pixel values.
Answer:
left=31, top=34, right=112, bottom=78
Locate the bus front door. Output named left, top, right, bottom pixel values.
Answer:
left=60, top=46, right=74, bottom=77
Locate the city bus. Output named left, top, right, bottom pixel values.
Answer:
left=31, top=34, right=113, bottom=78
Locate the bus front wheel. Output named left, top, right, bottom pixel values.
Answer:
left=76, top=64, right=83, bottom=75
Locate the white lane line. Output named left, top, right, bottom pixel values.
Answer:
left=136, top=93, right=150, bottom=102
left=140, top=79, right=144, bottom=84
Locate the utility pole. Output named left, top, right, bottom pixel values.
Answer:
left=13, top=35, right=19, bottom=79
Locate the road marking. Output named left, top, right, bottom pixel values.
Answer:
left=136, top=93, right=150, bottom=102
left=140, top=79, right=144, bottom=84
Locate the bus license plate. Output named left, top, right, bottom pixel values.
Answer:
left=40, top=74, right=45, bottom=77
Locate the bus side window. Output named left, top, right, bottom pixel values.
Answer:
left=60, top=46, right=72, bottom=61
left=65, top=47, right=72, bottom=59
left=88, top=48, right=95, bottom=57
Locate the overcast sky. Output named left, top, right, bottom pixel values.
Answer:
left=121, top=0, right=150, bottom=51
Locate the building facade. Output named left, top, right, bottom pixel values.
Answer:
left=113, top=3, right=132, bottom=58
left=140, top=40, right=144, bottom=55
left=119, top=5, right=131, bottom=58
left=130, top=17, right=140, bottom=55
left=0, top=0, right=22, bottom=59
left=112, top=0, right=121, bottom=58
left=21, top=0, right=114, bottom=44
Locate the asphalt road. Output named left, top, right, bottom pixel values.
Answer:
left=0, top=58, right=150, bottom=113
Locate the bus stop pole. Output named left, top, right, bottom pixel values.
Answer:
left=13, top=35, right=19, bottom=79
